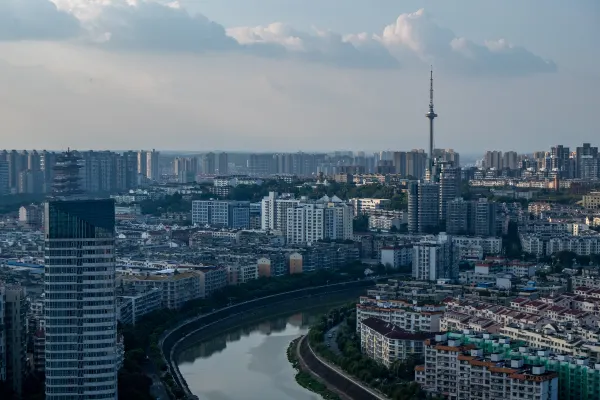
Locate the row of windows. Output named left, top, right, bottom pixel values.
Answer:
left=46, top=334, right=114, bottom=343
left=47, top=351, right=115, bottom=359
left=46, top=368, right=115, bottom=377
left=45, top=258, right=115, bottom=266
left=46, top=359, right=115, bottom=369
left=46, top=267, right=113, bottom=274
left=45, top=275, right=114, bottom=283
left=46, top=240, right=114, bottom=248
left=45, top=300, right=115, bottom=308
left=44, top=317, right=115, bottom=326
left=46, top=326, right=115, bottom=335
left=45, top=292, right=116, bottom=300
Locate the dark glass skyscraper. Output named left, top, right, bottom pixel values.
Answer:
left=44, top=197, right=118, bottom=399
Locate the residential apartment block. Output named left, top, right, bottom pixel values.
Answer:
left=360, top=317, right=434, bottom=367
left=416, top=332, right=560, bottom=400
left=356, top=296, right=444, bottom=333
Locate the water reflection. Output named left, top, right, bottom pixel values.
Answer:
left=177, top=309, right=326, bottom=400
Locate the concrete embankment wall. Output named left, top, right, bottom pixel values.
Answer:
left=298, top=336, right=387, bottom=400
left=161, top=280, right=374, bottom=397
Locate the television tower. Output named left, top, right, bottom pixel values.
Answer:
left=425, top=67, right=438, bottom=180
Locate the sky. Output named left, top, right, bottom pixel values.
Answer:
left=0, top=0, right=598, bottom=154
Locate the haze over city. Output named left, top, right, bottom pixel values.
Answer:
left=0, top=0, right=598, bottom=152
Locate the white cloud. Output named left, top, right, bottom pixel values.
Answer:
left=3, top=1, right=555, bottom=75
left=0, top=0, right=81, bottom=40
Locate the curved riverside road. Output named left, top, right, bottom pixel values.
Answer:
left=296, top=336, right=388, bottom=400
left=161, top=280, right=379, bottom=399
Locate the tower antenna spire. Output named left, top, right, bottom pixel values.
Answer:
left=425, top=66, right=438, bottom=180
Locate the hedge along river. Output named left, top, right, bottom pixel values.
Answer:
left=175, top=291, right=361, bottom=400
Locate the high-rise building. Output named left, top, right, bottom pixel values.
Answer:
left=412, top=235, right=456, bottom=281
left=433, top=149, right=460, bottom=168
left=502, top=151, right=518, bottom=170
left=191, top=200, right=250, bottom=228
left=0, top=291, right=5, bottom=384
left=201, top=152, right=216, bottom=174
left=575, top=143, right=599, bottom=179
left=446, top=197, right=498, bottom=237
left=484, top=150, right=503, bottom=170
left=7, top=150, right=27, bottom=191
left=146, top=149, right=160, bottom=181
left=417, top=182, right=439, bottom=234
left=438, top=163, right=460, bottom=222
left=551, top=145, right=572, bottom=178
left=407, top=181, right=419, bottom=234
left=2, top=284, right=27, bottom=397
left=44, top=151, right=118, bottom=399
left=472, top=198, right=498, bottom=237
left=18, top=169, right=44, bottom=194
left=249, top=153, right=276, bottom=176
left=40, top=150, right=57, bottom=193
left=0, top=160, right=8, bottom=195
left=217, top=153, right=228, bottom=175
left=44, top=199, right=118, bottom=399
left=137, top=150, right=147, bottom=177
left=285, top=196, right=353, bottom=245
left=260, top=192, right=300, bottom=232
left=446, top=197, right=469, bottom=235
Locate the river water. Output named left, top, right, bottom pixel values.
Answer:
left=177, top=306, right=333, bottom=400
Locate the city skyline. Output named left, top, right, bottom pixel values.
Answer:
left=0, top=1, right=597, bottom=152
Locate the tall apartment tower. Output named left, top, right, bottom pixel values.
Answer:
left=446, top=197, right=469, bottom=235
left=417, top=182, right=440, bottom=234
left=502, top=151, right=518, bottom=170
left=137, top=150, right=147, bottom=178
left=217, top=153, right=229, bottom=175
left=146, top=149, right=160, bottom=181
left=2, top=284, right=27, bottom=397
left=438, top=163, right=460, bottom=222
left=202, top=152, right=216, bottom=174
left=0, top=161, right=8, bottom=195
left=407, top=181, right=419, bottom=233
left=44, top=151, right=118, bottom=399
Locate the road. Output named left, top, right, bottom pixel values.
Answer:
left=143, top=358, right=170, bottom=400
left=324, top=323, right=342, bottom=356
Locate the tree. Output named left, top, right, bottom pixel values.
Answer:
left=353, top=215, right=369, bottom=232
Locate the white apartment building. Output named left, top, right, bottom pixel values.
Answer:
left=451, top=235, right=502, bottom=255
left=417, top=333, right=559, bottom=400
left=380, top=245, right=413, bottom=269
left=360, top=317, right=433, bottom=367
left=349, top=198, right=390, bottom=216
left=194, top=266, right=228, bottom=298
left=285, top=196, right=353, bottom=245
left=412, top=235, right=456, bottom=281
left=356, top=296, right=443, bottom=333
left=226, top=264, right=259, bottom=285
left=369, top=215, right=401, bottom=232
left=123, top=271, right=203, bottom=309
left=116, top=286, right=162, bottom=326
left=260, top=192, right=300, bottom=232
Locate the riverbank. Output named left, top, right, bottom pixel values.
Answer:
left=287, top=337, right=342, bottom=400
left=167, top=286, right=368, bottom=398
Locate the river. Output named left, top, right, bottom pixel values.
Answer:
left=176, top=305, right=337, bottom=400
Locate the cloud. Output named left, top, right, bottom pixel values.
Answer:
left=226, top=23, right=399, bottom=69
left=5, top=1, right=555, bottom=74
left=85, top=0, right=239, bottom=52
left=375, top=9, right=556, bottom=75
left=0, top=0, right=81, bottom=40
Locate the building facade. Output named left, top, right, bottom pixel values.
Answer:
left=44, top=199, right=118, bottom=399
